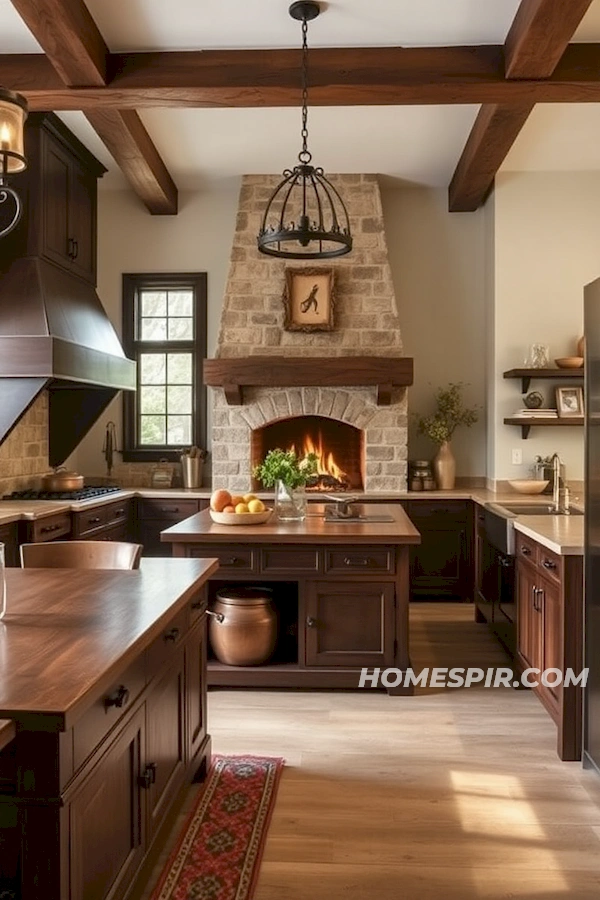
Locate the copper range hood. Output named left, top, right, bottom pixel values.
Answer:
left=0, top=257, right=135, bottom=466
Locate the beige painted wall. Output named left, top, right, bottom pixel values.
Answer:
left=491, top=171, right=598, bottom=483
left=71, top=186, right=240, bottom=476
left=381, top=187, right=487, bottom=477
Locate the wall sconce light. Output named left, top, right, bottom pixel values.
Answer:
left=0, top=88, right=28, bottom=238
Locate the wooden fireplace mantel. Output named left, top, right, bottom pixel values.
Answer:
left=203, top=356, right=414, bottom=406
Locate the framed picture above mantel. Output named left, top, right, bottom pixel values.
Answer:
left=283, top=267, right=336, bottom=332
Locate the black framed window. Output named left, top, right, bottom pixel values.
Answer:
left=122, top=273, right=207, bottom=461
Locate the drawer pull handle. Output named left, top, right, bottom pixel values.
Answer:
left=163, top=627, right=180, bottom=642
left=114, top=509, right=125, bottom=516
left=542, top=559, right=557, bottom=570
left=160, top=507, right=179, bottom=513
left=40, top=523, right=63, bottom=534
left=222, top=557, right=241, bottom=566
left=139, top=763, right=157, bottom=789
left=191, top=598, right=206, bottom=610
left=521, top=546, right=531, bottom=556
left=104, top=685, right=130, bottom=709
left=306, top=616, right=317, bottom=628
left=88, top=517, right=101, bottom=524
left=343, top=556, right=370, bottom=567
left=206, top=609, right=225, bottom=623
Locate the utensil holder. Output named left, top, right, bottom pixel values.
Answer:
left=181, top=456, right=203, bottom=488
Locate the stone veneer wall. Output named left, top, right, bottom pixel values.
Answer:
left=212, top=173, right=408, bottom=493
left=0, top=393, right=50, bottom=495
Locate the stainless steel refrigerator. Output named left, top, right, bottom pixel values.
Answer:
left=584, top=276, right=600, bottom=771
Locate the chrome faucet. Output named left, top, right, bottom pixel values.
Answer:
left=551, top=453, right=568, bottom=513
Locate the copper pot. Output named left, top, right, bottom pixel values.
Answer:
left=208, top=587, right=277, bottom=666
left=41, top=466, right=84, bottom=492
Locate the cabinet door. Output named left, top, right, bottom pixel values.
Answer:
left=304, top=581, right=395, bottom=667
left=516, top=561, right=541, bottom=669
left=406, top=501, right=470, bottom=599
left=41, top=135, right=71, bottom=270
left=69, top=158, right=96, bottom=283
left=69, top=707, right=145, bottom=900
left=0, top=523, right=18, bottom=567
left=186, top=619, right=208, bottom=770
left=145, top=647, right=186, bottom=843
left=540, top=577, right=562, bottom=709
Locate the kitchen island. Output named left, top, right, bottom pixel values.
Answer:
left=161, top=503, right=420, bottom=692
left=0, top=556, right=218, bottom=900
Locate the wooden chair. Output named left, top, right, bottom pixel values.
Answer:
left=20, top=541, right=143, bottom=570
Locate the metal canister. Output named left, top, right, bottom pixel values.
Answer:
left=208, top=586, right=277, bottom=666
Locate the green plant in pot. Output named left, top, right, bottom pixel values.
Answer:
left=253, top=448, right=318, bottom=521
left=414, top=383, right=479, bottom=489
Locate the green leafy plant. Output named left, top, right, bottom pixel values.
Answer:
left=253, top=448, right=318, bottom=489
left=414, top=383, right=479, bottom=445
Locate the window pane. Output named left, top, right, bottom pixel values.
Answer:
left=167, top=415, right=191, bottom=445
left=167, top=353, right=192, bottom=384
left=141, top=317, right=167, bottom=341
left=140, top=353, right=166, bottom=385
left=168, top=317, right=193, bottom=340
left=140, top=385, right=166, bottom=414
left=167, top=385, right=192, bottom=414
left=168, top=291, right=193, bottom=317
left=140, top=416, right=166, bottom=444
left=140, top=291, right=167, bottom=317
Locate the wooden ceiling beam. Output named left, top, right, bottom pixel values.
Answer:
left=9, top=0, right=178, bottom=215
left=448, top=104, right=534, bottom=212
left=2, top=44, right=600, bottom=110
left=84, top=109, right=177, bottom=215
left=448, top=0, right=595, bottom=212
left=9, top=0, right=108, bottom=86
left=505, top=0, right=595, bottom=78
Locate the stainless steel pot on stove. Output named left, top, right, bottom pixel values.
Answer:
left=41, top=466, right=84, bottom=492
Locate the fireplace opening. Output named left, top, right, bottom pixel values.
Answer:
left=251, top=415, right=364, bottom=492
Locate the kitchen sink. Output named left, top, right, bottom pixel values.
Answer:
left=495, top=503, right=584, bottom=516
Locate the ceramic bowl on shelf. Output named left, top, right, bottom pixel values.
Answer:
left=554, top=357, right=584, bottom=368
left=209, top=508, right=273, bottom=525
left=507, top=479, right=550, bottom=495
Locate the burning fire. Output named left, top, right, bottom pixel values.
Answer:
left=290, top=432, right=349, bottom=489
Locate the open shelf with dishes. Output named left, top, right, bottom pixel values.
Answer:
left=503, top=368, right=585, bottom=438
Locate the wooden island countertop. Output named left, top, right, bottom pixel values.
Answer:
left=161, top=504, right=420, bottom=693
left=161, top=502, right=421, bottom=545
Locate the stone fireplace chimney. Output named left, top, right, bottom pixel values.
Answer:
left=210, top=173, right=409, bottom=494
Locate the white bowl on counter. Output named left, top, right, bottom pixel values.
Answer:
left=507, top=479, right=550, bottom=495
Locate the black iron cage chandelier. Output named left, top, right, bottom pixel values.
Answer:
left=0, top=87, right=27, bottom=238
left=257, top=1, right=353, bottom=260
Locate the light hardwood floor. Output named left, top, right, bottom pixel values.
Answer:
left=141, top=603, right=600, bottom=900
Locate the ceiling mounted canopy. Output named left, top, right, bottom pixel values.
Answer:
left=257, top=1, right=353, bottom=260
left=0, top=88, right=28, bottom=238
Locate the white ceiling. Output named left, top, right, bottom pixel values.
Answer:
left=2, top=0, right=600, bottom=191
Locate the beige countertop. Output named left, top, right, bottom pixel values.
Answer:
left=0, top=487, right=585, bottom=555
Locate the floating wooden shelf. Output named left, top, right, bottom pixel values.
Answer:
left=503, top=416, right=584, bottom=439
left=203, top=356, right=414, bottom=406
left=504, top=367, right=584, bottom=393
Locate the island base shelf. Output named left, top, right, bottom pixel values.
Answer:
left=207, top=661, right=413, bottom=693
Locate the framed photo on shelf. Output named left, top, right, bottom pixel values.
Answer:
left=283, top=267, right=335, bottom=332
left=555, top=386, right=584, bottom=418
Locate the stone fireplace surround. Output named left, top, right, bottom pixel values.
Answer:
left=209, top=173, right=410, bottom=494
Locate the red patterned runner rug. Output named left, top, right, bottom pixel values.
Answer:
left=150, top=755, right=285, bottom=900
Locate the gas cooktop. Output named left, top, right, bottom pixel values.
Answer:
left=4, top=486, right=122, bottom=501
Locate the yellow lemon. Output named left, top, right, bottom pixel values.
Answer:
left=235, top=502, right=250, bottom=514
left=247, top=499, right=265, bottom=513
left=243, top=493, right=256, bottom=504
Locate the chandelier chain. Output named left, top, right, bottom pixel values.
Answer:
left=299, top=16, right=311, bottom=164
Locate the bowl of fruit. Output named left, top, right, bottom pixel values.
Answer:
left=209, top=489, right=272, bottom=525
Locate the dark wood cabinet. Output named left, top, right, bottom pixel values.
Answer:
left=72, top=498, right=133, bottom=541
left=0, top=522, right=19, bottom=567
left=405, top=500, right=471, bottom=599
left=16, top=114, right=105, bottom=285
left=138, top=498, right=209, bottom=556
left=304, top=581, right=395, bottom=667
left=69, top=707, right=146, bottom=900
left=185, top=614, right=208, bottom=769
left=515, top=533, right=583, bottom=760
